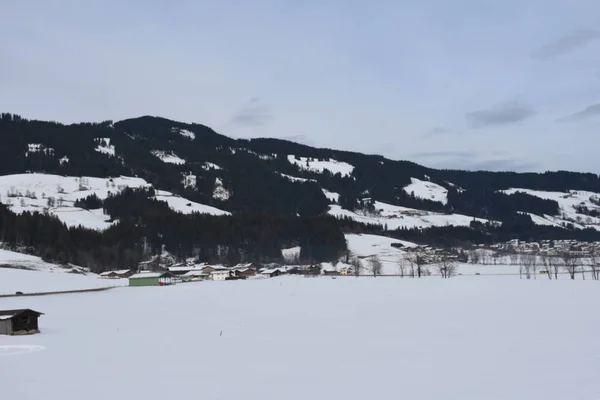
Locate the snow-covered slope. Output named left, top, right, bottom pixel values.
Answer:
left=202, top=162, right=222, bottom=170
left=287, top=155, right=354, bottom=177
left=0, top=174, right=149, bottom=230
left=95, top=138, right=115, bottom=156
left=282, top=246, right=301, bottom=262
left=328, top=201, right=488, bottom=230
left=171, top=127, right=195, bottom=140
left=151, top=150, right=186, bottom=165
left=0, top=249, right=125, bottom=295
left=345, top=233, right=417, bottom=275
left=155, top=193, right=230, bottom=216
left=322, top=189, right=340, bottom=203
left=0, top=174, right=229, bottom=230
left=2, top=277, right=599, bottom=400
left=502, top=188, right=600, bottom=230
left=403, top=177, right=448, bottom=204
left=213, top=178, right=231, bottom=201
left=279, top=173, right=316, bottom=183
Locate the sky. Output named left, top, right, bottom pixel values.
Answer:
left=1, top=1, right=600, bottom=173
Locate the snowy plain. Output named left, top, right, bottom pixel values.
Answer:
left=0, top=249, right=125, bottom=295
left=2, top=276, right=600, bottom=400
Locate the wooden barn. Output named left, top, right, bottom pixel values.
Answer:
left=0, top=309, right=44, bottom=336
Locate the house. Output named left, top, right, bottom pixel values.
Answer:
left=211, top=270, right=237, bottom=281
left=169, top=263, right=207, bottom=276
left=232, top=262, right=260, bottom=271
left=260, top=268, right=282, bottom=278
left=201, top=265, right=227, bottom=274
left=236, top=268, right=257, bottom=278
left=128, top=271, right=176, bottom=287
left=99, top=269, right=134, bottom=279
left=182, top=270, right=210, bottom=281
left=0, top=309, right=44, bottom=336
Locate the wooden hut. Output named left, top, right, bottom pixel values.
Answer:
left=0, top=309, right=44, bottom=335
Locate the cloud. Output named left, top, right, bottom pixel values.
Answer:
left=532, top=30, right=600, bottom=59
left=558, top=103, right=600, bottom=122
left=424, top=127, right=450, bottom=137
left=230, top=98, right=271, bottom=127
left=465, top=102, right=535, bottom=128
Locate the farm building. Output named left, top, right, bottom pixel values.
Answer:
left=259, top=268, right=283, bottom=278
left=182, top=270, right=209, bottom=281
left=0, top=309, right=44, bottom=336
left=201, top=265, right=227, bottom=274
left=169, top=263, right=207, bottom=275
left=211, top=270, right=236, bottom=281
left=128, top=271, right=176, bottom=287
left=236, top=268, right=257, bottom=278
left=99, top=269, right=134, bottom=279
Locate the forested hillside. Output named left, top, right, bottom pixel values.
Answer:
left=1, top=112, right=600, bottom=271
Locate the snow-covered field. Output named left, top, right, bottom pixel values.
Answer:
left=403, top=177, right=448, bottom=204
left=0, top=249, right=125, bottom=295
left=2, top=276, right=599, bottom=400
left=155, top=193, right=230, bottom=216
left=502, top=188, right=600, bottom=230
left=288, top=155, right=354, bottom=177
left=0, top=174, right=229, bottom=230
left=329, top=201, right=488, bottom=230
left=151, top=150, right=186, bottom=165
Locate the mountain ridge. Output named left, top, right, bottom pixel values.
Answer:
left=2, top=112, right=600, bottom=271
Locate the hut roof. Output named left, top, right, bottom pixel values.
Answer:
left=0, top=309, right=44, bottom=320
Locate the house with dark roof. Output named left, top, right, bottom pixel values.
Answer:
left=0, top=309, right=44, bottom=335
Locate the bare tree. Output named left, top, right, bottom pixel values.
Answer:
left=437, top=256, right=457, bottom=278
left=561, top=252, right=579, bottom=280
left=468, top=250, right=481, bottom=264
left=530, top=252, right=539, bottom=279
left=349, top=257, right=363, bottom=277
left=549, top=255, right=561, bottom=280
left=509, top=252, right=520, bottom=266
left=396, top=256, right=407, bottom=277
left=408, top=252, right=427, bottom=278
left=369, top=256, right=383, bottom=277
left=540, top=254, right=552, bottom=280
left=590, top=250, right=599, bottom=280
left=521, top=254, right=533, bottom=279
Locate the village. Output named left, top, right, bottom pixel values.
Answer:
left=93, top=238, right=600, bottom=287
left=99, top=260, right=329, bottom=287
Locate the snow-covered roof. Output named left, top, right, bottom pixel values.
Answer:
left=182, top=270, right=209, bottom=277
left=169, top=265, right=206, bottom=272
left=129, top=271, right=170, bottom=279
left=260, top=268, right=283, bottom=275
left=99, top=269, right=130, bottom=276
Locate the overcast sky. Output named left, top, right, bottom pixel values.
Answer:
left=2, top=1, right=600, bottom=173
